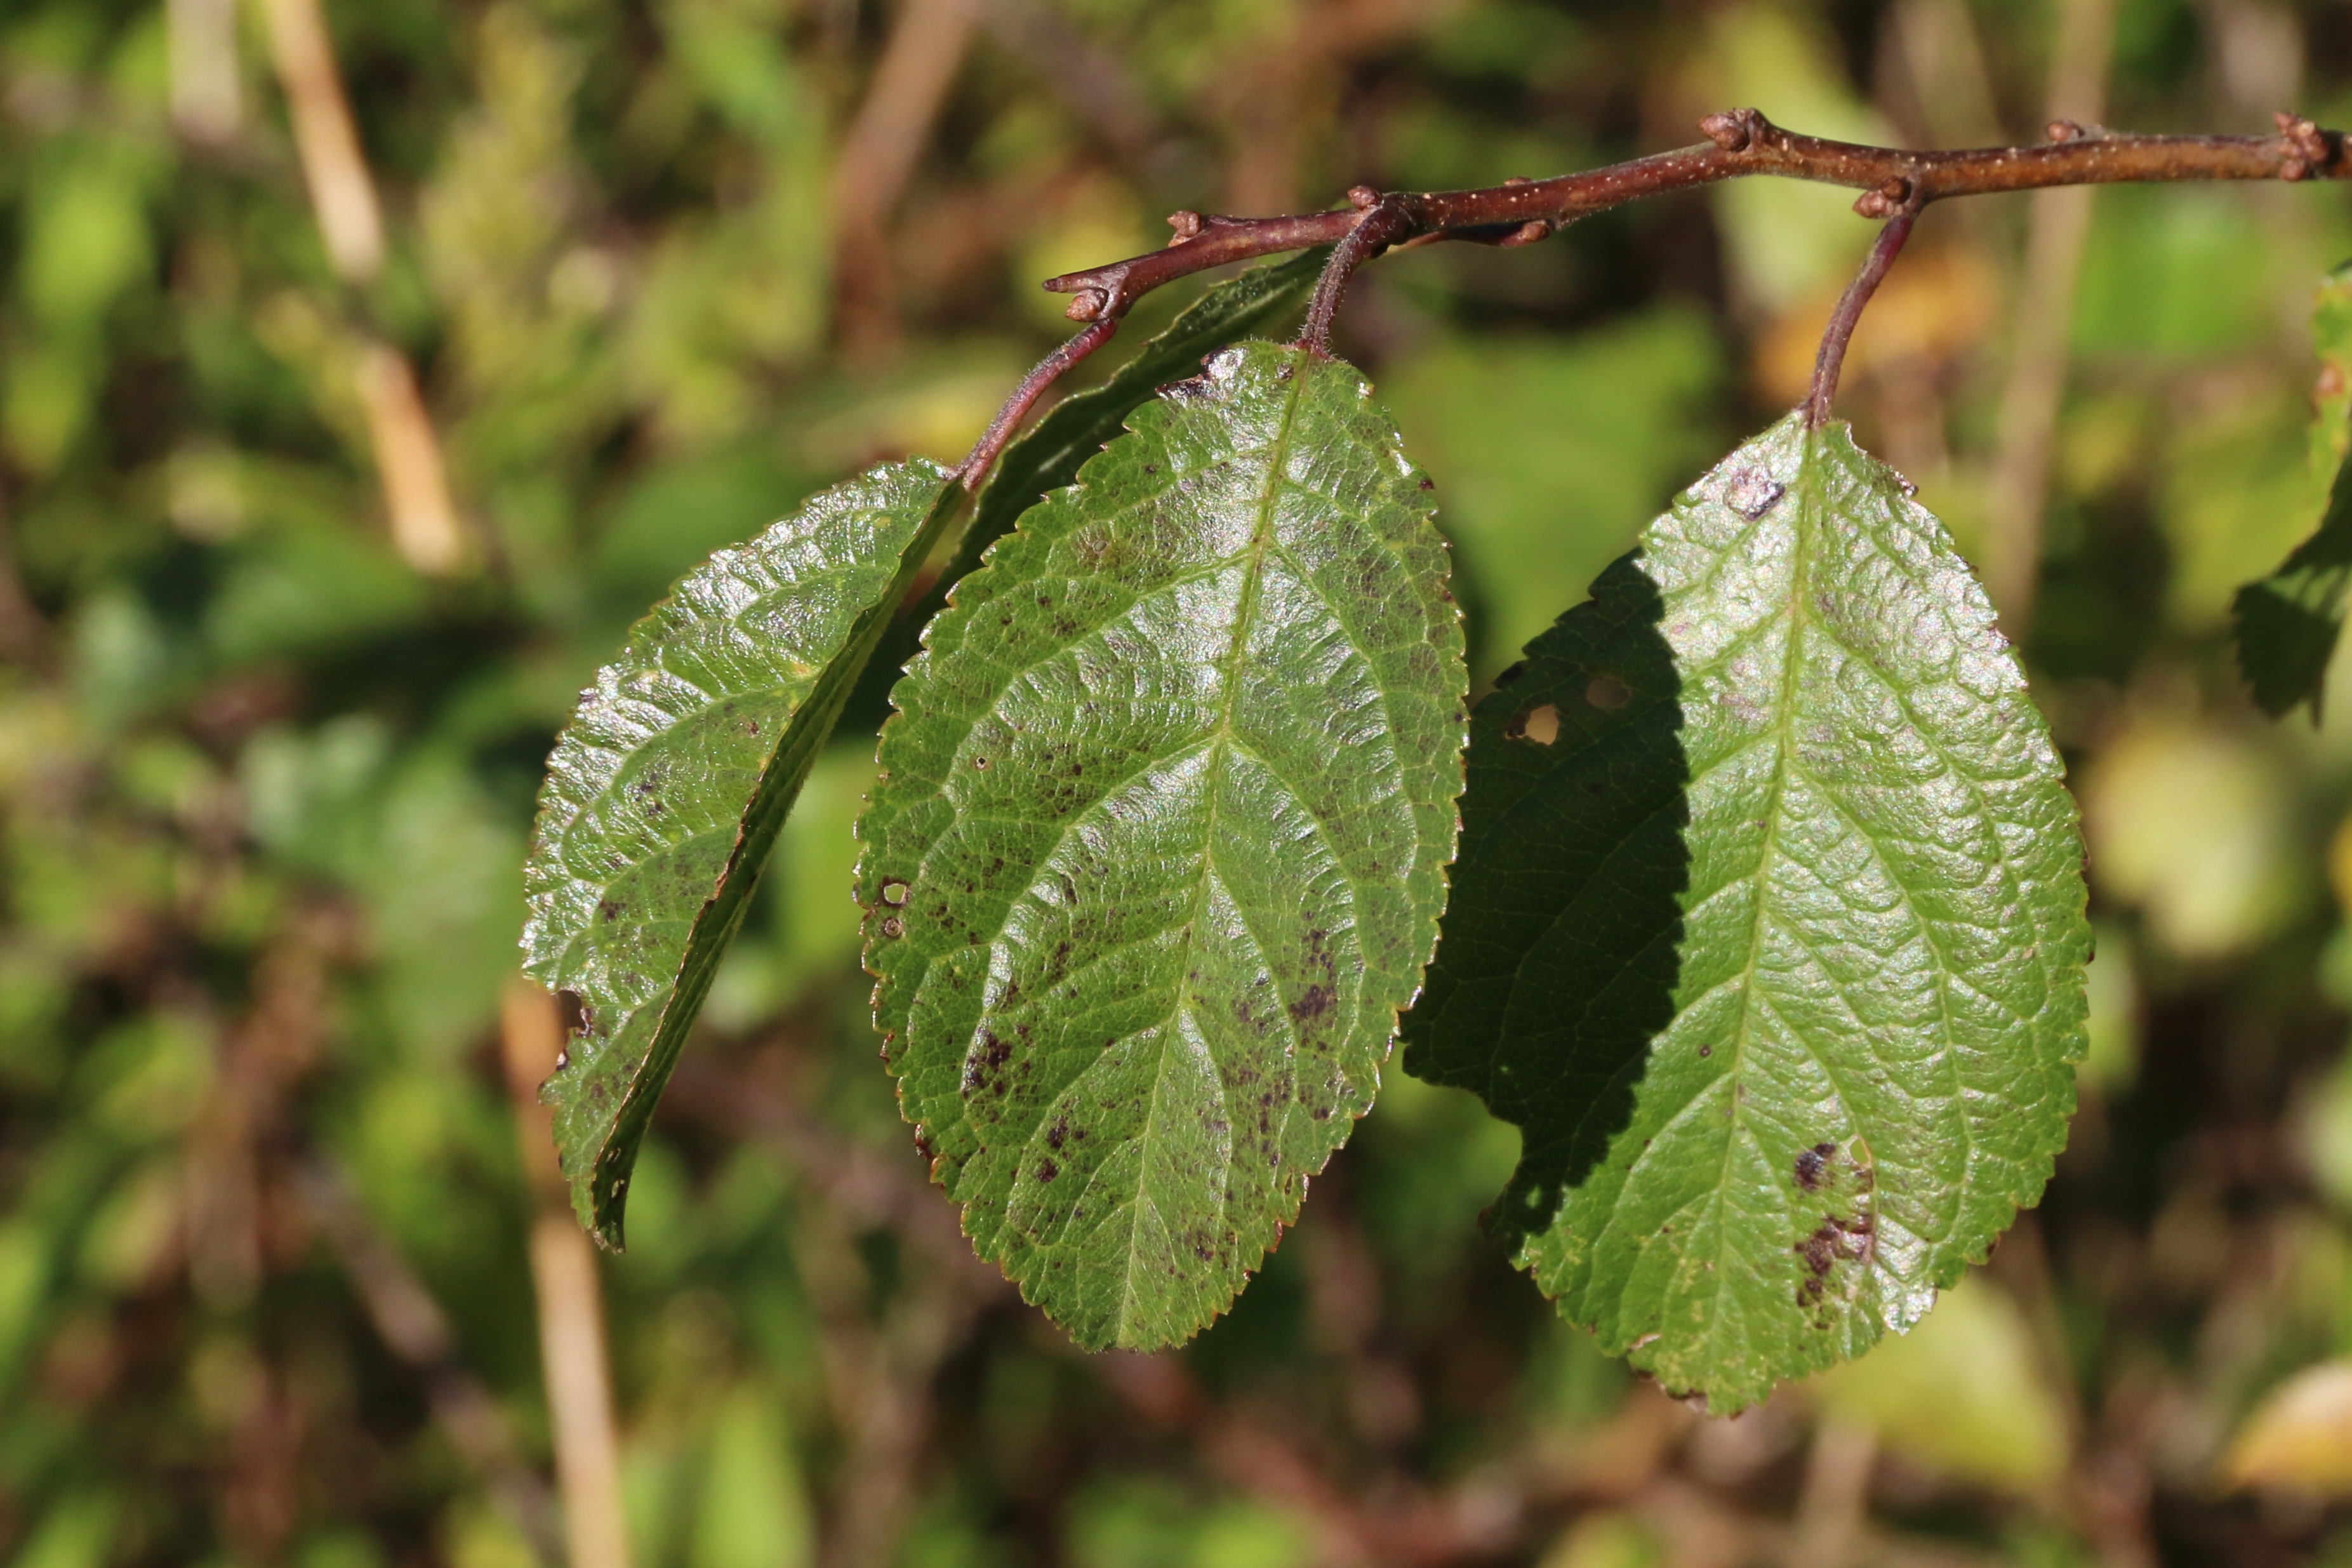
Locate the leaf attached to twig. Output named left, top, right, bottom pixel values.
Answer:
left=524, top=461, right=964, bottom=1246
left=862, top=342, right=1466, bottom=1350
left=1405, top=413, right=2090, bottom=1412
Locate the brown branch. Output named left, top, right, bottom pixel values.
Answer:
left=169, top=0, right=244, bottom=144
left=353, top=344, right=467, bottom=574
left=262, top=0, right=472, bottom=576
left=959, top=107, right=2347, bottom=474
left=945, top=105, right=2342, bottom=491
left=258, top=0, right=382, bottom=282
left=294, top=1159, right=562, bottom=1565
left=1042, top=107, right=2344, bottom=324
left=832, top=0, right=985, bottom=357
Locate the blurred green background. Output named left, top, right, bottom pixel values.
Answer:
left=9, top=0, right=2352, bottom=1564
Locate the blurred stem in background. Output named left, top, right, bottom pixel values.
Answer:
left=831, top=0, right=983, bottom=360
left=165, top=0, right=240, bottom=145
left=1983, top=0, right=2115, bottom=636
left=259, top=0, right=466, bottom=575
left=503, top=980, right=630, bottom=1568
left=1786, top=1418, right=1877, bottom=1568
left=257, top=0, right=380, bottom=281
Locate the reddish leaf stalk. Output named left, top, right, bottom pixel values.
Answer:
left=1300, top=190, right=1419, bottom=356
left=1805, top=187, right=1925, bottom=427
left=957, top=316, right=1119, bottom=486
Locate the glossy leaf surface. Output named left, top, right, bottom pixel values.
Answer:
left=2234, top=263, right=2352, bottom=718
left=1405, top=414, right=2089, bottom=1412
left=524, top=462, right=962, bottom=1245
left=863, top=342, right=1466, bottom=1350
left=945, top=248, right=1327, bottom=597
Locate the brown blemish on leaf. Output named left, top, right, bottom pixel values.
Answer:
left=963, top=1030, right=1016, bottom=1098
left=1505, top=703, right=1560, bottom=745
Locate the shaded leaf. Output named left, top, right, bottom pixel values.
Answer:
left=861, top=342, right=1465, bottom=1350
left=1404, top=413, right=2089, bottom=1412
left=2233, top=262, right=2352, bottom=718
left=523, top=461, right=963, bottom=1245
left=2231, top=472, right=2352, bottom=717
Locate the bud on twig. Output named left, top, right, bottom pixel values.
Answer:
left=2275, top=111, right=2329, bottom=180
left=1700, top=109, right=1759, bottom=152
left=1064, top=288, right=1107, bottom=322
left=1853, top=176, right=1912, bottom=219
left=1167, top=210, right=1204, bottom=241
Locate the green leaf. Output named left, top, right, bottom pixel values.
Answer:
left=523, top=460, right=964, bottom=1246
left=861, top=342, right=1466, bottom=1350
left=1404, top=413, right=2089, bottom=1412
left=944, top=249, right=1328, bottom=597
left=2233, top=263, right=2352, bottom=719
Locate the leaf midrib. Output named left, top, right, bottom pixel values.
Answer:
left=1112, top=357, right=1315, bottom=1346
left=1622, top=444, right=1897, bottom=1357
left=1602, top=438, right=1967, bottom=1348
left=1688, top=437, right=1817, bottom=1344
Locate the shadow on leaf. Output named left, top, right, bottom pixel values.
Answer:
left=1402, top=552, right=1687, bottom=1255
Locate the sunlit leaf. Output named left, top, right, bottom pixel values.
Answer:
left=1404, top=413, right=2090, bottom=1412
left=943, top=248, right=1327, bottom=602
left=523, top=461, right=964, bottom=1246
left=861, top=342, right=1466, bottom=1350
left=2233, top=263, right=2352, bottom=718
